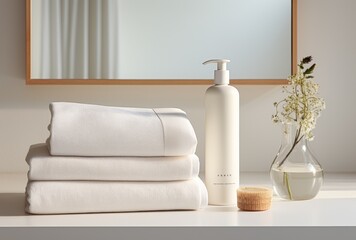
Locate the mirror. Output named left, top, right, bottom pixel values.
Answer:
left=26, top=0, right=297, bottom=85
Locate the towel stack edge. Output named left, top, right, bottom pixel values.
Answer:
left=25, top=102, right=208, bottom=214
left=48, top=102, right=198, bottom=157
left=26, top=178, right=208, bottom=214
left=27, top=143, right=200, bottom=182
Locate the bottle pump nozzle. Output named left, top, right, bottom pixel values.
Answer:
left=203, top=59, right=230, bottom=85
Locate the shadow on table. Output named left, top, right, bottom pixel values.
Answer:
left=0, top=193, right=27, bottom=216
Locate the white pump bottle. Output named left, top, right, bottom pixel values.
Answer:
left=203, top=59, right=239, bottom=206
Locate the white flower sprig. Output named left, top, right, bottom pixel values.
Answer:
left=272, top=56, right=325, bottom=141
left=272, top=56, right=325, bottom=169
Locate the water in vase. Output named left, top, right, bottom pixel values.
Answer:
left=270, top=166, right=323, bottom=200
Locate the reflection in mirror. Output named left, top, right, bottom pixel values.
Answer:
left=32, top=0, right=119, bottom=79
left=28, top=0, right=296, bottom=84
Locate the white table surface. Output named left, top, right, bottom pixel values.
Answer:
left=1, top=172, right=356, bottom=227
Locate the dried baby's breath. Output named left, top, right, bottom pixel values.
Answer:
left=272, top=56, right=325, bottom=141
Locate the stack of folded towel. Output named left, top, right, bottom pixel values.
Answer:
left=25, top=102, right=208, bottom=214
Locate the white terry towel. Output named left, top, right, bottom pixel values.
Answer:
left=25, top=178, right=208, bottom=214
left=26, top=144, right=200, bottom=181
left=48, top=102, right=197, bottom=156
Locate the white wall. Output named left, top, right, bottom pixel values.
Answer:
left=298, top=0, right=356, bottom=172
left=0, top=0, right=355, bottom=173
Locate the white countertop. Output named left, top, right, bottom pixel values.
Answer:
left=1, top=172, right=356, bottom=227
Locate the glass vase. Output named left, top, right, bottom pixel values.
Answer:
left=270, top=123, right=323, bottom=200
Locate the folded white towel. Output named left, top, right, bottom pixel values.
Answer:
left=25, top=177, right=208, bottom=214
left=26, top=144, right=199, bottom=181
left=47, top=102, right=197, bottom=156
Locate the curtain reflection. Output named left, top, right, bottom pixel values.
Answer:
left=32, top=0, right=120, bottom=79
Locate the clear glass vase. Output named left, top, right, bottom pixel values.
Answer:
left=270, top=123, right=323, bottom=200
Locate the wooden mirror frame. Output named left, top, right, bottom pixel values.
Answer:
left=26, top=0, right=297, bottom=85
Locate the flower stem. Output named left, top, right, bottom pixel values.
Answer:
left=277, top=125, right=304, bottom=168
left=283, top=172, right=293, bottom=200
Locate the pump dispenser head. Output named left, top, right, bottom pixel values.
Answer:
left=203, top=59, right=230, bottom=85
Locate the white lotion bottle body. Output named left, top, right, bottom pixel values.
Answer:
left=205, top=78, right=239, bottom=206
